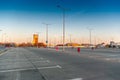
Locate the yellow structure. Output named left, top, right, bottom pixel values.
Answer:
left=32, top=34, right=38, bottom=46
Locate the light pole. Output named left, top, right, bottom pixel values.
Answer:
left=69, top=34, right=72, bottom=43
left=57, top=5, right=69, bottom=51
left=87, top=28, right=93, bottom=46
left=3, top=33, right=6, bottom=44
left=42, top=23, right=51, bottom=48
left=0, top=30, right=2, bottom=42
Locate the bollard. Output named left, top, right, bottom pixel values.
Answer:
left=56, top=46, right=58, bottom=51
left=77, top=47, right=80, bottom=53
left=91, top=47, right=94, bottom=50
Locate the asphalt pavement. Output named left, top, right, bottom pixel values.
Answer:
left=0, top=47, right=120, bottom=80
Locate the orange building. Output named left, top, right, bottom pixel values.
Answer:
left=32, top=34, right=39, bottom=46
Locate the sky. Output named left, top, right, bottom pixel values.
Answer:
left=0, top=0, right=120, bottom=44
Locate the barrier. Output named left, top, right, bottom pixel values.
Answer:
left=56, top=46, right=59, bottom=51
left=77, top=47, right=80, bottom=53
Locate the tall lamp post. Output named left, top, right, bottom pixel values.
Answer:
left=57, top=5, right=69, bottom=51
left=87, top=28, right=93, bottom=47
left=42, top=23, right=51, bottom=48
left=69, top=34, right=72, bottom=43
left=0, top=30, right=2, bottom=42
left=0, top=30, right=2, bottom=45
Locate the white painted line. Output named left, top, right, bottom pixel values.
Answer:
left=105, top=58, right=111, bottom=61
left=46, top=60, right=50, bottom=63
left=56, top=65, right=62, bottom=68
left=38, top=65, right=62, bottom=70
left=109, top=55, right=117, bottom=57
left=33, top=60, right=50, bottom=63
left=16, top=72, right=21, bottom=80
left=0, top=65, right=62, bottom=73
left=40, top=57, right=44, bottom=60
left=0, top=50, right=7, bottom=56
left=89, top=56, right=94, bottom=58
left=0, top=68, right=34, bottom=73
left=69, top=78, right=83, bottom=80
left=25, top=57, right=44, bottom=60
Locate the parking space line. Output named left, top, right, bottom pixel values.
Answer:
left=0, top=50, right=7, bottom=56
left=38, top=65, right=62, bottom=70
left=33, top=60, right=50, bottom=63
left=0, top=65, right=62, bottom=73
left=0, top=68, right=34, bottom=73
left=69, top=78, right=83, bottom=80
left=109, top=55, right=118, bottom=57
left=16, top=72, right=21, bottom=80
left=105, top=58, right=111, bottom=61
left=89, top=56, right=94, bottom=58
left=26, top=57, right=44, bottom=60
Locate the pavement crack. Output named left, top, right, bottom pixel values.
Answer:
left=23, top=53, right=48, bottom=80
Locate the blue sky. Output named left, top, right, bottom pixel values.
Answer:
left=0, top=0, right=120, bottom=44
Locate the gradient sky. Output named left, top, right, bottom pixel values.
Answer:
left=0, top=0, right=120, bottom=44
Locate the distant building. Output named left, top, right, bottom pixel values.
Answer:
left=32, top=34, right=39, bottom=46
left=65, top=43, right=80, bottom=47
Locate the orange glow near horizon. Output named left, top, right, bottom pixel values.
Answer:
left=1, top=32, right=120, bottom=44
